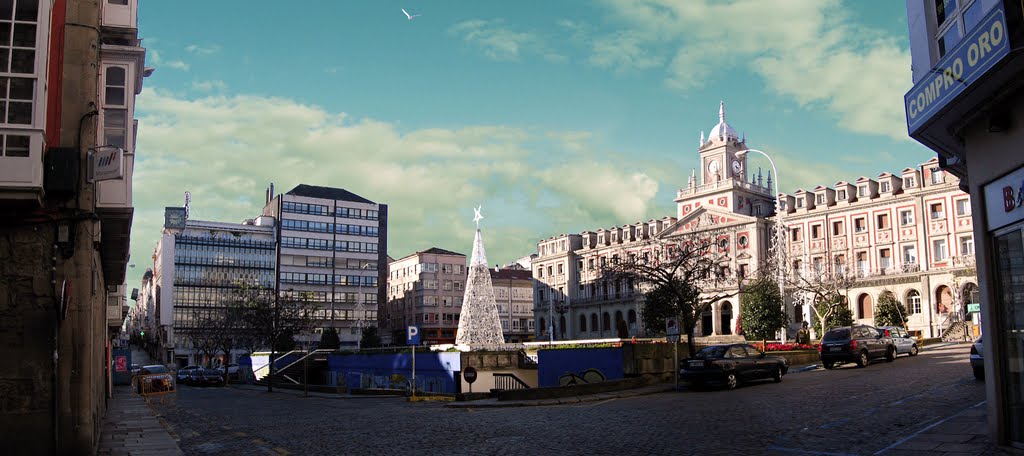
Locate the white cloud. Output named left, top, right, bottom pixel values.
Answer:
left=588, top=31, right=663, bottom=73
left=191, top=80, right=226, bottom=91
left=448, top=19, right=557, bottom=62
left=129, top=91, right=659, bottom=285
left=185, top=44, right=220, bottom=56
left=149, top=50, right=190, bottom=71
left=598, top=0, right=913, bottom=141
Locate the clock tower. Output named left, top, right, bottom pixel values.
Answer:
left=676, top=101, right=776, bottom=218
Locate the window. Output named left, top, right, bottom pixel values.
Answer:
left=854, top=218, right=866, bottom=233
left=833, top=255, right=847, bottom=275
left=811, top=224, right=822, bottom=239
left=588, top=258, right=595, bottom=270
left=791, top=227, right=802, bottom=242
left=812, top=257, right=824, bottom=275
left=931, top=169, right=945, bottom=184
left=881, top=182, right=891, bottom=192
left=900, top=210, right=914, bottom=226
left=108, top=0, right=129, bottom=5
left=796, top=198, right=804, bottom=208
left=879, top=248, right=892, bottom=270
left=903, top=245, right=917, bottom=265
left=103, top=66, right=128, bottom=149
left=877, top=213, right=890, bottom=230
left=837, top=190, right=847, bottom=200
left=930, top=203, right=945, bottom=219
left=832, top=220, right=844, bottom=236
left=816, top=194, right=826, bottom=204
left=858, top=186, right=869, bottom=197
left=0, top=0, right=39, bottom=126
left=907, top=290, right=922, bottom=314
left=933, top=239, right=948, bottom=261
left=936, top=0, right=988, bottom=57
left=856, top=252, right=869, bottom=275
left=956, top=199, right=971, bottom=216
left=537, top=267, right=543, bottom=278
left=904, top=176, right=917, bottom=188
left=557, top=263, right=563, bottom=275
left=960, top=235, right=974, bottom=256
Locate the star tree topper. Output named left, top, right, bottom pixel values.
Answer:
left=473, top=205, right=483, bottom=228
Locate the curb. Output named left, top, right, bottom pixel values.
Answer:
left=444, top=385, right=675, bottom=409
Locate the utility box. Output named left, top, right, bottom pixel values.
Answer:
left=43, top=147, right=80, bottom=200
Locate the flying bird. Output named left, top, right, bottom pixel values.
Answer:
left=401, top=8, right=421, bottom=20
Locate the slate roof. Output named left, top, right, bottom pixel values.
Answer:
left=285, top=184, right=374, bottom=204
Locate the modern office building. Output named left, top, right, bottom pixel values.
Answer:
left=0, top=0, right=148, bottom=452
left=905, top=0, right=1024, bottom=447
left=490, top=267, right=535, bottom=342
left=262, top=184, right=388, bottom=347
left=383, top=248, right=468, bottom=345
left=534, top=104, right=978, bottom=347
left=145, top=209, right=277, bottom=367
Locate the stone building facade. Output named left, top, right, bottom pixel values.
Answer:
left=533, top=103, right=977, bottom=342
left=490, top=267, right=534, bottom=342
left=0, top=0, right=148, bottom=453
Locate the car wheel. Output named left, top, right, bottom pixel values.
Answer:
left=885, top=347, right=896, bottom=362
left=856, top=350, right=869, bottom=368
left=772, top=367, right=783, bottom=383
left=973, top=367, right=985, bottom=380
left=725, top=372, right=739, bottom=390
left=823, top=362, right=835, bottom=370
left=910, top=345, right=919, bottom=356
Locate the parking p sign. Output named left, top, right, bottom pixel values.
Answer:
left=407, top=325, right=421, bottom=345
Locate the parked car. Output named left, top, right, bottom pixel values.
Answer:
left=135, top=365, right=174, bottom=394
left=819, top=325, right=896, bottom=369
left=680, top=343, right=788, bottom=390
left=970, top=337, right=984, bottom=380
left=217, top=364, right=240, bottom=380
left=879, top=326, right=919, bottom=357
left=129, top=363, right=140, bottom=377
left=199, top=368, right=225, bottom=387
left=177, top=366, right=199, bottom=384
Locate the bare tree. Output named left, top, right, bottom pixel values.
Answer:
left=230, top=285, right=320, bottom=391
left=790, top=258, right=857, bottom=339
left=601, top=219, right=738, bottom=357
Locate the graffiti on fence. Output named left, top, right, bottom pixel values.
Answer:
left=558, top=368, right=606, bottom=386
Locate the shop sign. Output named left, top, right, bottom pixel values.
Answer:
left=905, top=4, right=1009, bottom=134
left=985, top=166, right=1024, bottom=230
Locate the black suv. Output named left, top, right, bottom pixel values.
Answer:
left=819, top=325, right=895, bottom=369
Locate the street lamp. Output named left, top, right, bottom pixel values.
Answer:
left=735, top=148, right=788, bottom=342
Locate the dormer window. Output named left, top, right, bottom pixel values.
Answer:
left=931, top=169, right=945, bottom=184
left=796, top=198, right=804, bottom=208
left=816, top=194, right=826, bottom=204
left=881, top=182, right=891, bottom=192
left=858, top=186, right=869, bottom=197
left=837, top=190, right=847, bottom=200
left=904, top=176, right=916, bottom=188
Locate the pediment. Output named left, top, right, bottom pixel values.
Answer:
left=659, top=206, right=757, bottom=238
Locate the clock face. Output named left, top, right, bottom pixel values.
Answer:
left=732, top=159, right=742, bottom=174
left=708, top=159, right=720, bottom=174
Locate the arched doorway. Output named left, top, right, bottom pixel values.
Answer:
left=720, top=301, right=733, bottom=335
left=857, top=293, right=873, bottom=320
left=615, top=310, right=628, bottom=338
left=539, top=317, right=546, bottom=337
left=590, top=313, right=598, bottom=333
left=701, top=308, right=713, bottom=336
left=935, top=285, right=953, bottom=314
left=627, top=309, right=637, bottom=335
left=578, top=314, right=587, bottom=333
left=558, top=315, right=566, bottom=339
left=602, top=312, right=611, bottom=332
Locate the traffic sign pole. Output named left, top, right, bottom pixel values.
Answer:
left=411, top=345, right=416, bottom=398
left=674, top=340, right=678, bottom=390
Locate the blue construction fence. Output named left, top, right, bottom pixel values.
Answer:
left=537, top=347, right=625, bottom=388
left=328, top=352, right=461, bottom=394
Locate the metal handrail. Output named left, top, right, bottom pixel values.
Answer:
left=252, top=349, right=303, bottom=377
left=493, top=373, right=531, bottom=391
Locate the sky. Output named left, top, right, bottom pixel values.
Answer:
left=126, top=0, right=935, bottom=288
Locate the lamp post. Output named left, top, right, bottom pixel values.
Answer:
left=735, top=148, right=787, bottom=342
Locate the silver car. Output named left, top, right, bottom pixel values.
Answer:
left=970, top=337, right=984, bottom=380
left=879, top=326, right=918, bottom=357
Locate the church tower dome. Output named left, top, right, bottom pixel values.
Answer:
left=708, top=100, right=739, bottom=141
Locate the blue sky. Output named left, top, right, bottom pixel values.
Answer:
left=127, top=0, right=935, bottom=287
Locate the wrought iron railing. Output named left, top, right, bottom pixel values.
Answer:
left=493, top=373, right=532, bottom=391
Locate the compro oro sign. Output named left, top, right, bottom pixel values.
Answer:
left=905, top=4, right=1009, bottom=134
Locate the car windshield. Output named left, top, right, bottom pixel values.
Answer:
left=823, top=328, right=851, bottom=341
left=696, top=346, right=727, bottom=359
left=144, top=365, right=168, bottom=374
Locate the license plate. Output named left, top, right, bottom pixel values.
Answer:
left=688, top=360, right=703, bottom=368
left=829, top=346, right=841, bottom=352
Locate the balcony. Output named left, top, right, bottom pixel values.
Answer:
left=106, top=285, right=126, bottom=330
left=102, top=0, right=138, bottom=32
left=0, top=131, right=45, bottom=203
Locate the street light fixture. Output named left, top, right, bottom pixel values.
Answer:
left=735, top=148, right=788, bottom=342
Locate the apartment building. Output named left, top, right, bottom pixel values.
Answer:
left=0, top=0, right=148, bottom=452
left=262, top=184, right=388, bottom=347
left=147, top=209, right=277, bottom=367
left=904, top=0, right=1023, bottom=447
left=383, top=248, right=467, bottom=345
left=490, top=267, right=534, bottom=342
left=534, top=103, right=977, bottom=345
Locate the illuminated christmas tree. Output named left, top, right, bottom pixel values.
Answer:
left=455, top=206, right=505, bottom=346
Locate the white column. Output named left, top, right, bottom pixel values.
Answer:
left=712, top=302, right=722, bottom=336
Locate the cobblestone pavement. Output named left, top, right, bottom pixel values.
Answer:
left=152, top=345, right=990, bottom=456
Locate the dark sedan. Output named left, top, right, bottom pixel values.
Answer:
left=681, top=344, right=788, bottom=390
left=188, top=368, right=225, bottom=387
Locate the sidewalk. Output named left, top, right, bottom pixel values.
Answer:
left=875, top=401, right=1024, bottom=456
left=96, top=386, right=184, bottom=456
left=445, top=382, right=676, bottom=408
